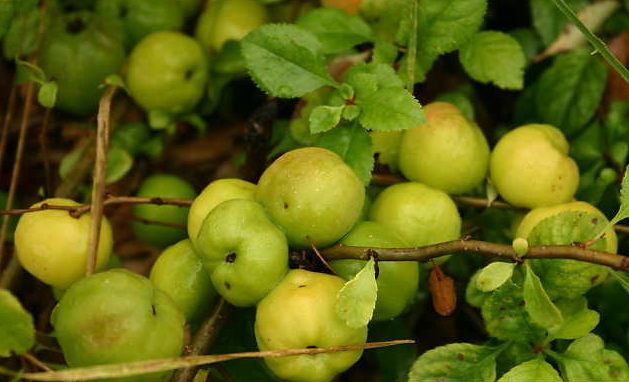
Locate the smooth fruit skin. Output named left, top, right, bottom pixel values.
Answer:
left=195, top=0, right=269, bottom=53
left=489, top=124, right=579, bottom=208
left=95, top=0, right=185, bottom=49
left=187, top=178, right=256, bottom=248
left=516, top=201, right=617, bottom=254
left=255, top=269, right=368, bottom=382
left=256, top=147, right=365, bottom=248
left=15, top=198, right=112, bottom=289
left=321, top=0, right=363, bottom=15
left=39, top=11, right=125, bottom=115
left=126, top=31, right=208, bottom=116
left=369, top=182, right=461, bottom=247
left=196, top=199, right=289, bottom=307
left=132, top=174, right=197, bottom=248
left=51, top=269, right=184, bottom=382
left=150, top=239, right=217, bottom=323
left=330, top=221, right=419, bottom=321
left=398, top=102, right=490, bottom=194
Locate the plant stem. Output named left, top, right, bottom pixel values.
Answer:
left=321, top=239, right=629, bottom=272
left=170, top=299, right=232, bottom=382
left=552, top=0, right=629, bottom=84
left=406, top=0, right=418, bottom=92
left=86, top=86, right=116, bottom=276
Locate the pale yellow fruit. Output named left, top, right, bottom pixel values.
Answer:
left=15, top=198, right=112, bottom=289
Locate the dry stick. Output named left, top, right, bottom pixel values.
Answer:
left=85, top=86, right=117, bottom=276
left=38, top=107, right=53, bottom=197
left=321, top=239, right=629, bottom=272
left=0, top=79, right=18, bottom=172
left=171, top=299, right=232, bottom=382
left=4, top=340, right=413, bottom=382
left=0, top=80, right=36, bottom=277
left=22, top=353, right=54, bottom=372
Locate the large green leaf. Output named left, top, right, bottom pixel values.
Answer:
left=335, top=257, right=378, bottom=328
left=407, top=342, right=503, bottom=382
left=241, top=24, right=337, bottom=98
left=357, top=87, right=424, bottom=131
left=0, top=289, right=34, bottom=357
left=547, top=297, right=599, bottom=341
left=556, top=334, right=629, bottom=381
left=530, top=0, right=590, bottom=46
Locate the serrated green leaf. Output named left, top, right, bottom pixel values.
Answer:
left=535, top=49, right=607, bottom=137
left=476, top=262, right=515, bottom=292
left=335, top=257, right=377, bottom=328
left=407, top=342, right=503, bottom=382
left=497, top=358, right=562, bottom=382
left=556, top=333, right=629, bottom=382
left=459, top=31, right=525, bottom=90
left=547, top=297, right=599, bottom=341
left=531, top=0, right=590, bottom=46
left=0, top=289, right=34, bottom=357
left=316, top=123, right=374, bottom=184
left=0, top=0, right=14, bottom=40
left=607, top=164, right=629, bottom=227
left=343, top=105, right=361, bottom=121
left=413, top=0, right=488, bottom=56
left=241, top=24, right=337, bottom=98
left=481, top=280, right=546, bottom=344
left=309, top=105, right=344, bottom=134
left=372, top=39, right=398, bottom=65
left=37, top=81, right=57, bottom=108
left=528, top=210, right=610, bottom=299
left=358, top=87, right=424, bottom=131
left=523, top=264, right=563, bottom=329
left=361, top=0, right=414, bottom=42
left=344, top=62, right=404, bottom=98
left=339, top=84, right=354, bottom=101
left=296, top=7, right=373, bottom=54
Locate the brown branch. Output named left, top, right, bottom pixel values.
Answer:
left=86, top=86, right=116, bottom=276
left=171, top=299, right=232, bottom=382
left=0, top=79, right=36, bottom=277
left=0, top=78, right=18, bottom=172
left=307, top=237, right=338, bottom=276
left=130, top=216, right=188, bottom=229
left=22, top=353, right=53, bottom=372
left=321, top=239, right=629, bottom=272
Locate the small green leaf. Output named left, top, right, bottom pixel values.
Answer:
left=148, top=110, right=174, bottom=130
left=0, top=0, right=14, bottom=40
left=37, top=81, right=57, bottom=108
left=476, top=262, right=515, bottom=292
left=407, top=342, right=504, bottom=382
left=556, top=333, right=629, bottom=382
left=105, top=147, right=133, bottom=184
left=606, top=164, right=629, bottom=227
left=497, top=358, right=562, bottom=382
left=335, top=257, right=377, bottom=328
left=465, top=270, right=490, bottom=309
left=0, top=289, right=35, bottom=357
left=309, top=105, right=344, bottom=134
left=372, top=39, right=398, bottom=65
left=358, top=87, right=424, bottom=131
left=241, top=24, right=337, bottom=98
left=339, top=84, right=354, bottom=101
left=342, top=105, right=361, bottom=121
left=459, top=31, right=526, bottom=90
left=523, top=263, right=563, bottom=329
left=344, top=62, right=404, bottom=98
left=547, top=297, right=599, bottom=341
left=413, top=0, right=488, bottom=56
left=316, top=122, right=374, bottom=185
left=296, top=7, right=374, bottom=54
left=512, top=238, right=529, bottom=257
left=535, top=49, right=607, bottom=137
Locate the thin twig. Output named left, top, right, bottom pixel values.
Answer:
left=307, top=236, right=338, bottom=275
left=0, top=196, right=193, bottom=217
left=38, top=107, right=53, bottom=197
left=22, top=353, right=53, bottom=372
left=130, top=216, right=188, bottom=229
left=86, top=86, right=116, bottom=276
left=552, top=0, right=629, bottom=84
left=0, top=340, right=414, bottom=381
left=171, top=299, right=232, bottom=382
left=0, top=78, right=18, bottom=172
left=0, top=79, right=36, bottom=277
left=321, top=239, right=629, bottom=272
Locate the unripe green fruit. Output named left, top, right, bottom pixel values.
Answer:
left=255, top=269, right=368, bottom=382
left=195, top=0, right=269, bottom=54
left=39, top=11, right=125, bottom=115
left=132, top=174, right=197, bottom=248
left=489, top=124, right=579, bottom=208
left=126, top=31, right=209, bottom=116
left=51, top=269, right=185, bottom=382
left=398, top=102, right=490, bottom=194
left=330, top=221, right=419, bottom=321
left=187, top=178, right=256, bottom=248
left=196, top=199, right=289, bottom=307
left=15, top=198, right=113, bottom=289
left=515, top=201, right=617, bottom=254
left=150, top=239, right=217, bottom=323
left=95, top=0, right=185, bottom=49
left=256, top=147, right=365, bottom=248
left=369, top=182, right=461, bottom=247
